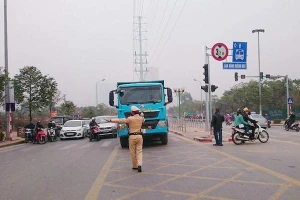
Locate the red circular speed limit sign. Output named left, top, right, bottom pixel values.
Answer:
left=211, top=43, right=228, bottom=61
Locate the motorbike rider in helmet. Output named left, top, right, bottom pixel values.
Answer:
left=242, top=107, right=256, bottom=139
left=47, top=120, right=57, bottom=139
left=34, top=121, right=44, bottom=142
left=89, top=117, right=99, bottom=135
left=234, top=108, right=249, bottom=137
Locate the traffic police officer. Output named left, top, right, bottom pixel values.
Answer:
left=107, top=106, right=145, bottom=172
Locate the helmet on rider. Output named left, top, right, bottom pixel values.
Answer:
left=92, top=117, right=95, bottom=121
left=243, top=107, right=249, bottom=112
left=237, top=108, right=242, bottom=114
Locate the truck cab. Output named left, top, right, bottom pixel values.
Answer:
left=109, top=80, right=173, bottom=148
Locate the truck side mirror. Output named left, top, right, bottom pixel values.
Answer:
left=109, top=91, right=114, bottom=106
left=167, top=88, right=173, bottom=103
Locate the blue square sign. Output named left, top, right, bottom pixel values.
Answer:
left=232, top=42, right=247, bottom=63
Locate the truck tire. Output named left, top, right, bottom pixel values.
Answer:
left=160, top=134, right=168, bottom=145
left=120, top=137, right=129, bottom=148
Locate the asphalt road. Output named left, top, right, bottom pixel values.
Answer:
left=1, top=128, right=300, bottom=200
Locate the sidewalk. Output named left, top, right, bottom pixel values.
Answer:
left=0, top=131, right=24, bottom=148
left=169, top=126, right=232, bottom=143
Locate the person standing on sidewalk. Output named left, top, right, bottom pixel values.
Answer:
left=211, top=108, right=225, bottom=146
left=106, top=106, right=145, bottom=172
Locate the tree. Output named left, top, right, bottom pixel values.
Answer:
left=60, top=101, right=76, bottom=115
left=14, top=66, right=58, bottom=121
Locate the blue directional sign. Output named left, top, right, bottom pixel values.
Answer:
left=288, top=97, right=294, bottom=104
left=232, top=42, right=247, bottom=63
left=223, top=62, right=247, bottom=70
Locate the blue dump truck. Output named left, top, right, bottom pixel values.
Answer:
left=109, top=80, right=173, bottom=148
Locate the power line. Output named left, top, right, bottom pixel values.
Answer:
left=140, top=0, right=145, bottom=16
left=148, top=0, right=170, bottom=54
left=152, top=0, right=188, bottom=64
left=148, top=0, right=179, bottom=62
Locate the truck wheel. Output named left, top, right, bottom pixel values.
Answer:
left=120, top=137, right=128, bottom=148
left=160, top=134, right=168, bottom=145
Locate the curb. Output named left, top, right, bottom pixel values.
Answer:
left=0, top=140, right=24, bottom=149
left=194, top=137, right=232, bottom=143
left=169, top=130, right=185, bottom=137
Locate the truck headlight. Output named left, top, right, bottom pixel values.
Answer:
left=158, top=121, right=166, bottom=127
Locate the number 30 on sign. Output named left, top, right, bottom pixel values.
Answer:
left=211, top=43, right=228, bottom=61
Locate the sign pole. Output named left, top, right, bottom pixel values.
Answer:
left=204, top=46, right=209, bottom=131
left=286, top=75, right=289, bottom=116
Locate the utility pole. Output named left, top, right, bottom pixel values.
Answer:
left=286, top=75, right=289, bottom=116
left=252, top=29, right=265, bottom=115
left=4, top=0, right=10, bottom=140
left=134, top=16, right=148, bottom=81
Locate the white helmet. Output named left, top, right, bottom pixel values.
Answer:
left=131, top=106, right=140, bottom=112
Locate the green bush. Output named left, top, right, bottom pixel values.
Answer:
left=273, top=119, right=282, bottom=124
left=0, top=132, right=4, bottom=141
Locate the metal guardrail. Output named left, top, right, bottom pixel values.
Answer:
left=168, top=118, right=205, bottom=132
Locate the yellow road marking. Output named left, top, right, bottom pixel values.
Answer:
left=188, top=171, right=245, bottom=200
left=171, top=133, right=300, bottom=187
left=84, top=145, right=119, bottom=200
left=270, top=182, right=292, bottom=200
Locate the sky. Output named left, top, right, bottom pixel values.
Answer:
left=0, top=0, right=299, bottom=107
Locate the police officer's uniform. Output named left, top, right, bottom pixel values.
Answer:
left=109, top=106, right=144, bottom=172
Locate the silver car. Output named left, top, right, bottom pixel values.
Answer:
left=94, top=116, right=118, bottom=138
left=249, top=114, right=268, bottom=129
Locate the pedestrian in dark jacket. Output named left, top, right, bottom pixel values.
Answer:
left=211, top=108, right=225, bottom=146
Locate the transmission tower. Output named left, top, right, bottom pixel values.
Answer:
left=133, top=16, right=148, bottom=81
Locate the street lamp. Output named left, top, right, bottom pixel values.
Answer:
left=173, top=88, right=185, bottom=119
left=193, top=79, right=203, bottom=114
left=252, top=29, right=265, bottom=115
left=96, top=79, right=105, bottom=106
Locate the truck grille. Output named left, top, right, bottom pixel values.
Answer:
left=125, top=111, right=159, bottom=118
left=142, top=120, right=159, bottom=129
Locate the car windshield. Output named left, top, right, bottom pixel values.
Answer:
left=119, top=86, right=162, bottom=104
left=251, top=114, right=265, bottom=119
left=95, top=116, right=115, bottom=124
left=63, top=121, right=82, bottom=127
left=52, top=118, right=63, bottom=124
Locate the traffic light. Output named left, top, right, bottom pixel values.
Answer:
left=201, top=85, right=208, bottom=92
left=203, top=64, right=208, bottom=84
left=260, top=72, right=264, bottom=81
left=235, top=72, right=238, bottom=81
left=241, top=75, right=246, bottom=79
left=266, top=74, right=270, bottom=78
left=211, top=85, right=218, bottom=92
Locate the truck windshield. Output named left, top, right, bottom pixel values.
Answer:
left=120, top=86, right=162, bottom=105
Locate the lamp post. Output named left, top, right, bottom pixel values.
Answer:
left=96, top=79, right=105, bottom=106
left=193, top=79, right=203, bottom=115
left=173, top=88, right=185, bottom=119
left=252, top=29, right=265, bottom=115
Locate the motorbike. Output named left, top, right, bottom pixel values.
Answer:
left=47, top=127, right=57, bottom=142
left=33, top=128, right=47, bottom=144
left=89, top=125, right=101, bottom=141
left=24, top=128, right=34, bottom=143
left=284, top=120, right=300, bottom=132
left=231, top=121, right=269, bottom=145
left=267, top=120, right=271, bottom=128
left=226, top=120, right=232, bottom=126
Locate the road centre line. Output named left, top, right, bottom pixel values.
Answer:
left=84, top=145, right=119, bottom=200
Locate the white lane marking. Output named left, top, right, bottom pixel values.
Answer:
left=100, top=141, right=111, bottom=147
left=80, top=143, right=94, bottom=148
left=61, top=144, right=78, bottom=149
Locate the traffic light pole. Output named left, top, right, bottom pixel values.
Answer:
left=204, top=46, right=210, bottom=131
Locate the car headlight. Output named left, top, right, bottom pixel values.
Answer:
left=112, top=126, right=117, bottom=129
left=77, top=128, right=82, bottom=131
left=60, top=130, right=65, bottom=133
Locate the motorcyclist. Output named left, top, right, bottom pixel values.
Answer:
left=34, top=121, right=44, bottom=142
left=225, top=114, right=231, bottom=123
left=47, top=120, right=56, bottom=140
left=286, top=112, right=296, bottom=128
left=242, top=108, right=257, bottom=139
left=234, top=108, right=249, bottom=136
left=24, top=122, right=35, bottom=141
left=89, top=117, right=99, bottom=135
